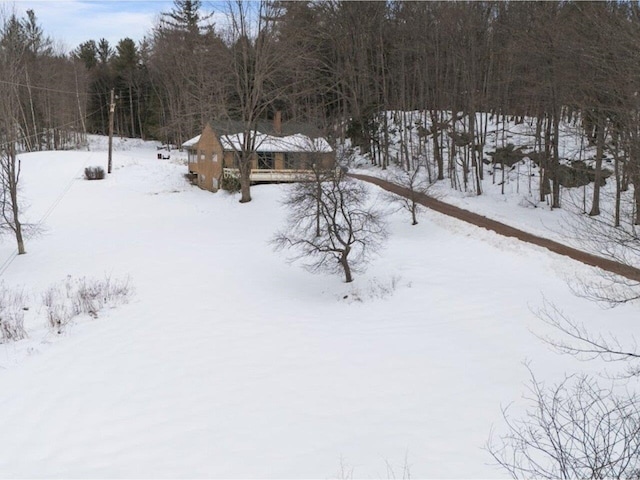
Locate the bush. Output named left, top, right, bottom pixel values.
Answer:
left=42, top=284, right=73, bottom=333
left=43, top=275, right=133, bottom=333
left=221, top=174, right=241, bottom=192
left=0, top=286, right=27, bottom=343
left=84, top=166, right=105, bottom=180
left=184, top=172, right=197, bottom=185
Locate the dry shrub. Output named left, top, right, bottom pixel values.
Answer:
left=0, top=285, right=27, bottom=343
left=42, top=284, right=73, bottom=334
left=43, top=276, right=132, bottom=333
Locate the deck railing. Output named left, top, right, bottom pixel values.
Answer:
left=223, top=168, right=317, bottom=182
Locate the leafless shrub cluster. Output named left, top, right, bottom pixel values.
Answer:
left=84, top=166, right=105, bottom=180
left=334, top=454, right=412, bottom=480
left=488, top=369, right=640, bottom=479
left=0, top=285, right=27, bottom=343
left=43, top=276, right=132, bottom=333
left=342, top=276, right=404, bottom=303
left=42, top=284, right=72, bottom=333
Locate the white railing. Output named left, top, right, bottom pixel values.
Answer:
left=223, top=168, right=316, bottom=182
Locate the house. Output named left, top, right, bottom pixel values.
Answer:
left=182, top=113, right=335, bottom=192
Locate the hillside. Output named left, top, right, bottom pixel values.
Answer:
left=0, top=137, right=637, bottom=477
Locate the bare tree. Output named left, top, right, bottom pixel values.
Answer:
left=488, top=367, right=640, bottom=479
left=384, top=162, right=436, bottom=226
left=222, top=1, right=293, bottom=203
left=0, top=11, right=26, bottom=254
left=273, top=173, right=387, bottom=283
left=0, top=142, right=25, bottom=255
left=535, top=301, right=640, bottom=378
left=558, top=189, right=640, bottom=306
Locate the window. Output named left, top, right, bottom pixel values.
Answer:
left=257, top=152, right=275, bottom=169
left=284, top=153, right=299, bottom=170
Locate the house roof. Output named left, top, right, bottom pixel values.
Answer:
left=221, top=132, right=333, bottom=153
left=209, top=119, right=333, bottom=153
left=209, top=119, right=327, bottom=139
left=181, top=120, right=333, bottom=154
left=181, top=135, right=201, bottom=148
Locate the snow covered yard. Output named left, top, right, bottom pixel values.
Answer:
left=0, top=138, right=636, bottom=478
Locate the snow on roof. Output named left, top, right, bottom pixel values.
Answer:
left=220, top=131, right=332, bottom=153
left=181, top=135, right=201, bottom=148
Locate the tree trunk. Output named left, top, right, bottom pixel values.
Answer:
left=9, top=147, right=25, bottom=255
left=430, top=110, right=444, bottom=180
left=129, top=85, right=135, bottom=138
left=614, top=135, right=621, bottom=227
left=469, top=111, right=482, bottom=196
left=634, top=172, right=640, bottom=225
left=551, top=113, right=560, bottom=209
left=239, top=156, right=252, bottom=203
left=340, top=247, right=353, bottom=283
left=589, top=115, right=605, bottom=216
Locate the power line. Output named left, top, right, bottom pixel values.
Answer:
left=0, top=102, right=110, bottom=275
left=0, top=78, right=101, bottom=97
left=0, top=161, right=86, bottom=278
left=0, top=106, right=105, bottom=150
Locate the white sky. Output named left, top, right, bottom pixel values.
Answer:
left=5, top=0, right=189, bottom=52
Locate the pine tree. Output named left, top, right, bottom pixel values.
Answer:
left=161, top=0, right=204, bottom=35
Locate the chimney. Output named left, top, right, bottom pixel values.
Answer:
left=273, top=110, right=282, bottom=135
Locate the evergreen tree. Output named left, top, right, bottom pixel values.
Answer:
left=161, top=0, right=205, bottom=35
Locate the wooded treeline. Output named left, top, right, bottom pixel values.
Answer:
left=2, top=0, right=640, bottom=217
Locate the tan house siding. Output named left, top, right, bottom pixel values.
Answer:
left=195, top=124, right=224, bottom=192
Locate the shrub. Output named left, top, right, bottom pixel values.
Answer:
left=0, top=286, right=27, bottom=343
left=184, top=172, right=197, bottom=185
left=42, top=285, right=72, bottom=333
left=84, top=166, right=105, bottom=180
left=43, top=275, right=133, bottom=333
left=221, top=174, right=241, bottom=192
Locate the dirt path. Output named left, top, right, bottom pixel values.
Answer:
left=350, top=173, right=640, bottom=284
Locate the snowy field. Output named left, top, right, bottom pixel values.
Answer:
left=0, top=137, right=637, bottom=478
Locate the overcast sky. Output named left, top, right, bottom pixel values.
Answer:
left=8, top=1, right=178, bottom=51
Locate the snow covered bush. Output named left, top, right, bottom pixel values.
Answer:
left=84, top=166, right=105, bottom=180
left=0, top=286, right=27, bottom=342
left=43, top=276, right=132, bottom=333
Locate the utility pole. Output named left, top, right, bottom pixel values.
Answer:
left=108, top=89, right=115, bottom=174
